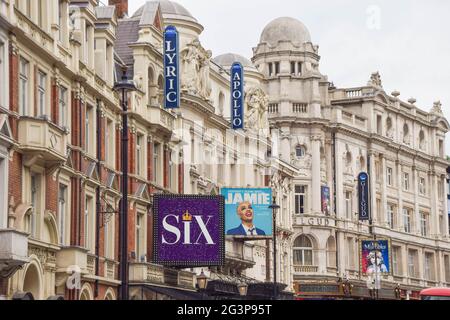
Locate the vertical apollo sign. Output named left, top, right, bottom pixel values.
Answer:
left=231, top=62, right=244, bottom=129
left=358, top=172, right=370, bottom=221
left=164, top=25, right=179, bottom=109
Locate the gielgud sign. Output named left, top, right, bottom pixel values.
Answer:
left=153, top=194, right=225, bottom=267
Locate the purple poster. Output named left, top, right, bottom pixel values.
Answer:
left=153, top=194, right=225, bottom=267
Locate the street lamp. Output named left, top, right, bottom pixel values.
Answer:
left=114, top=68, right=137, bottom=301
left=269, top=196, right=280, bottom=300
left=238, top=282, right=248, bottom=297
left=196, top=270, right=209, bottom=291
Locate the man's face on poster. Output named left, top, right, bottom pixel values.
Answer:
left=237, top=201, right=254, bottom=223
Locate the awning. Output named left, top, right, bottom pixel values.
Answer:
left=140, top=285, right=203, bottom=300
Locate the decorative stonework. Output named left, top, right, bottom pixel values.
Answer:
left=368, top=71, right=383, bottom=88
left=431, top=100, right=443, bottom=115
left=245, top=87, right=269, bottom=130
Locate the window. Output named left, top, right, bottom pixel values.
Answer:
left=136, top=213, right=144, bottom=261
left=345, top=191, right=352, bottom=219
left=84, top=23, right=92, bottom=65
left=439, top=140, right=444, bottom=158
left=274, top=62, right=280, bottom=75
left=403, top=172, right=410, bottom=191
left=387, top=167, right=393, bottom=186
left=402, top=208, right=411, bottom=233
left=105, top=119, right=113, bottom=166
left=294, top=185, right=306, bottom=214
left=37, top=0, right=43, bottom=28
left=290, top=61, right=296, bottom=75
left=392, top=246, right=401, bottom=276
left=85, top=106, right=93, bottom=154
left=408, top=249, right=418, bottom=278
left=295, top=145, right=306, bottom=158
left=268, top=63, right=273, bottom=76
left=419, top=177, right=426, bottom=195
left=153, top=142, right=160, bottom=184
left=59, top=86, right=67, bottom=127
left=387, top=204, right=396, bottom=229
left=84, top=195, right=93, bottom=252
left=376, top=115, right=382, bottom=135
left=37, top=71, right=46, bottom=117
left=326, top=237, right=336, bottom=268
left=136, top=134, right=143, bottom=176
left=297, top=62, right=302, bottom=75
left=424, top=252, right=435, bottom=281
left=420, top=212, right=428, bottom=237
left=293, top=235, right=313, bottom=266
left=438, top=180, right=444, bottom=201
left=347, top=237, right=355, bottom=269
left=0, top=41, right=6, bottom=107
left=444, top=255, right=450, bottom=283
left=58, top=184, right=67, bottom=245
left=19, top=58, right=29, bottom=116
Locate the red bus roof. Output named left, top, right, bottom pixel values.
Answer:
left=420, top=288, right=450, bottom=297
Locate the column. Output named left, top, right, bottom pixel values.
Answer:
left=311, top=135, right=322, bottom=214
left=397, top=160, right=403, bottom=231
left=431, top=173, right=439, bottom=237
left=413, top=165, right=420, bottom=235
left=369, top=151, right=377, bottom=224
left=381, top=156, right=388, bottom=227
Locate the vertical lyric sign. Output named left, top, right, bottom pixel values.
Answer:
left=231, top=62, right=244, bottom=129
left=164, top=25, right=179, bottom=109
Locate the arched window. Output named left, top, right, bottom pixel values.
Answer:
left=148, top=67, right=156, bottom=106
left=296, top=145, right=306, bottom=158
left=326, top=236, right=337, bottom=268
left=218, top=92, right=225, bottom=115
left=359, top=156, right=365, bottom=171
left=293, top=235, right=313, bottom=266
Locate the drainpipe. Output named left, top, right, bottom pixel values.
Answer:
left=94, top=99, right=102, bottom=298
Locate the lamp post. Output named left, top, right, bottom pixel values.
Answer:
left=114, top=68, right=137, bottom=300
left=269, top=196, right=280, bottom=300
left=196, top=270, right=209, bottom=300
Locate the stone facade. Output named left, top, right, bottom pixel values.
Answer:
left=0, top=0, right=449, bottom=301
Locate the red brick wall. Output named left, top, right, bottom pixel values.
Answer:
left=8, top=152, right=22, bottom=205
left=45, top=174, right=58, bottom=213
left=163, top=148, right=169, bottom=189
left=51, top=79, right=59, bottom=124
left=147, top=140, right=153, bottom=182
left=178, top=156, right=184, bottom=194
left=127, top=206, right=136, bottom=257
left=108, top=0, right=128, bottom=19
left=147, top=211, right=153, bottom=262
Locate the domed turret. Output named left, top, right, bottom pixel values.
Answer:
left=260, top=17, right=311, bottom=47
left=213, top=53, right=257, bottom=71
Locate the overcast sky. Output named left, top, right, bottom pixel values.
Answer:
left=129, top=0, right=450, bottom=154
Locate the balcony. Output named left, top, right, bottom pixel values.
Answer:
left=225, top=239, right=255, bottom=270
left=0, top=229, right=29, bottom=278
left=128, top=263, right=195, bottom=290
left=55, top=246, right=88, bottom=275
left=147, top=105, right=175, bottom=137
left=17, top=117, right=67, bottom=166
left=293, top=265, right=319, bottom=273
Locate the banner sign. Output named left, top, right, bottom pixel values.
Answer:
left=153, top=194, right=224, bottom=267
left=321, top=186, right=331, bottom=215
left=231, top=62, right=244, bottom=130
left=222, top=188, right=272, bottom=239
left=163, top=25, right=179, bottom=109
left=358, top=172, right=370, bottom=221
left=360, top=239, right=391, bottom=275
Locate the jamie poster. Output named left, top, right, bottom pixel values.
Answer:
left=360, top=239, right=391, bottom=275
left=153, top=194, right=224, bottom=267
left=222, top=188, right=273, bottom=239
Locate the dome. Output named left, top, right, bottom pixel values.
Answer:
left=213, top=53, right=256, bottom=70
left=132, top=0, right=198, bottom=23
left=260, top=17, right=311, bottom=47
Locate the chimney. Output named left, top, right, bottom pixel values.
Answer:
left=109, top=0, right=128, bottom=19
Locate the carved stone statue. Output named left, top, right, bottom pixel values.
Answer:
left=368, top=71, right=383, bottom=88
left=431, top=100, right=443, bottom=115
left=245, top=87, right=269, bottom=130
left=180, top=39, right=201, bottom=95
